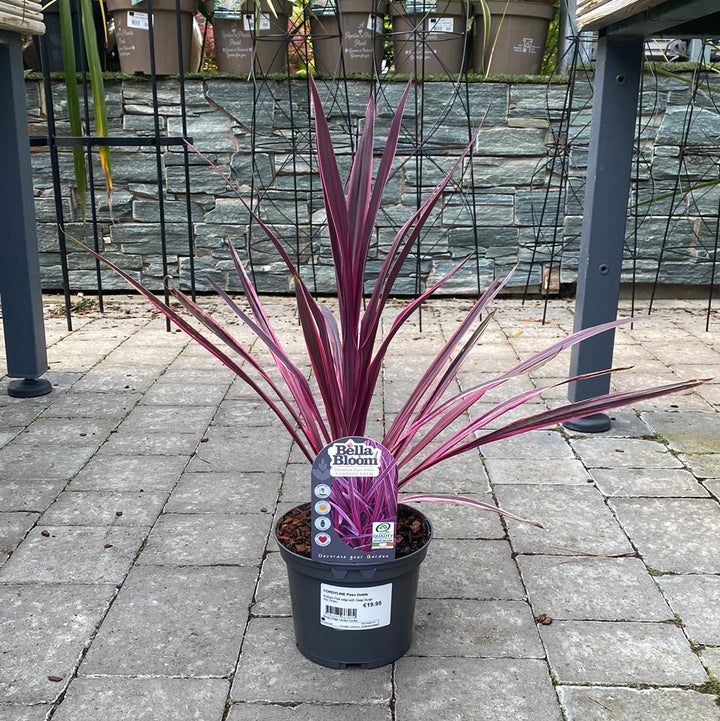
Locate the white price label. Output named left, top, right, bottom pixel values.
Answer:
left=243, top=13, right=272, bottom=31
left=320, top=583, right=392, bottom=630
left=127, top=10, right=150, bottom=30
left=367, top=13, right=384, bottom=34
left=427, top=17, right=454, bottom=34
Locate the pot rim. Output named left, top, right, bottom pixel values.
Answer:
left=275, top=501, right=433, bottom=571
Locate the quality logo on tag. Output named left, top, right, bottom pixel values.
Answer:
left=371, top=521, right=395, bottom=549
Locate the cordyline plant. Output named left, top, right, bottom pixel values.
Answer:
left=75, top=77, right=705, bottom=543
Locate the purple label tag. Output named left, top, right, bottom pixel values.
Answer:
left=311, top=436, right=398, bottom=564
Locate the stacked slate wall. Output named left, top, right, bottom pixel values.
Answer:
left=25, top=72, right=720, bottom=295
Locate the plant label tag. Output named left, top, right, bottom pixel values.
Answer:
left=127, top=10, right=150, bottom=30
left=367, top=13, right=384, bottom=34
left=407, top=0, right=437, bottom=13
left=311, top=436, right=398, bottom=564
left=214, top=0, right=246, bottom=18
left=242, top=13, right=271, bottom=31
left=427, top=16, right=454, bottom=34
left=320, top=582, right=392, bottom=630
left=311, top=0, right=337, bottom=13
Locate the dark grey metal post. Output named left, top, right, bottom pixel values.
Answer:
left=0, top=31, right=52, bottom=398
left=565, top=32, right=643, bottom=432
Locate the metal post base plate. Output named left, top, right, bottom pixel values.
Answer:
left=7, top=378, right=52, bottom=398
left=563, top=413, right=612, bottom=433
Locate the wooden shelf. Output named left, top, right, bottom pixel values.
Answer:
left=0, top=0, right=44, bottom=35
left=578, top=0, right=720, bottom=36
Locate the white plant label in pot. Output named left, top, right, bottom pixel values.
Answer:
left=320, top=582, right=392, bottom=630
left=127, top=10, right=151, bottom=30
left=242, top=12, right=271, bottom=31
left=427, top=16, right=453, bottom=33
left=367, top=13, right=384, bottom=33
left=407, top=0, right=437, bottom=12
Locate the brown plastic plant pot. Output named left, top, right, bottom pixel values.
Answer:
left=389, top=0, right=470, bottom=77
left=213, top=0, right=293, bottom=75
left=309, top=0, right=388, bottom=77
left=472, top=0, right=556, bottom=76
left=107, top=0, right=198, bottom=75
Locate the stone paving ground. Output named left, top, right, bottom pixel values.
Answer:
left=0, top=294, right=719, bottom=721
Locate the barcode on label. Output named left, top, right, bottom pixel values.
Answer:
left=325, top=605, right=358, bottom=618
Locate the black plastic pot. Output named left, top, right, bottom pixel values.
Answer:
left=275, top=503, right=433, bottom=668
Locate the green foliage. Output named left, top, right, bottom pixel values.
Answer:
left=540, top=0, right=559, bottom=75
left=54, top=0, right=112, bottom=218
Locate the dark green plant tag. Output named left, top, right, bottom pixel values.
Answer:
left=311, top=436, right=398, bottom=564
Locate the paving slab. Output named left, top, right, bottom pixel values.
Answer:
left=0, top=525, right=148, bottom=584
left=0, top=478, right=67, bottom=513
left=642, top=411, right=720, bottom=454
left=228, top=703, right=392, bottom=721
left=81, top=566, right=256, bottom=677
left=0, top=431, right=18, bottom=448
left=232, top=617, right=392, bottom=704
left=494, top=485, right=634, bottom=556
left=11, top=416, right=119, bottom=446
left=0, top=583, right=116, bottom=704
left=701, top=647, right=720, bottom=678
left=539, top=620, right=708, bottom=685
left=0, top=443, right=96, bottom=482
left=679, top=453, right=720, bottom=479
left=410, top=499, right=507, bottom=540
left=39, top=489, right=168, bottom=526
left=570, top=437, right=684, bottom=469
left=486, top=457, right=591, bottom=484
left=399, top=451, right=490, bottom=494
left=40, top=390, right=142, bottom=419
left=0, top=398, right=53, bottom=426
left=164, top=472, right=280, bottom=514
left=517, top=555, right=673, bottom=621
left=610, top=498, right=720, bottom=573
left=558, top=686, right=720, bottom=721
left=591, top=467, right=709, bottom=497
left=410, top=598, right=543, bottom=658
left=419, top=539, right=525, bottom=600
left=480, top=429, right=573, bottom=459
left=187, top=426, right=291, bottom=474
left=281, top=463, right=312, bottom=504
left=69, top=454, right=189, bottom=492
left=394, top=657, right=563, bottom=721
left=0, top=512, right=38, bottom=558
left=52, top=678, right=230, bottom=721
left=139, top=382, right=231, bottom=407
left=658, top=575, right=720, bottom=645
left=213, top=399, right=288, bottom=429
left=70, top=364, right=166, bottom=393
left=100, top=429, right=203, bottom=455
left=253, top=550, right=291, bottom=616
left=119, top=403, right=217, bottom=433
left=137, top=512, right=272, bottom=566
left=705, top=479, right=720, bottom=501
left=0, top=706, right=51, bottom=721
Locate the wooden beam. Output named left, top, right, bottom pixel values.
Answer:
left=0, top=0, right=44, bottom=35
left=578, top=0, right=720, bottom=34
left=578, top=0, right=660, bottom=32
